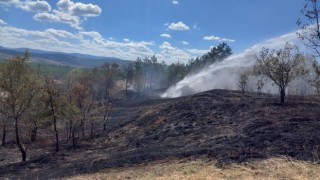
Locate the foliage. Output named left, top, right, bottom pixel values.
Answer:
left=297, top=0, right=320, bottom=56
left=187, top=43, right=232, bottom=73
left=253, top=43, right=308, bottom=103
left=0, top=50, right=38, bottom=161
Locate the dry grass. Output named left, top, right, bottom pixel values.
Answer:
left=66, top=156, right=320, bottom=180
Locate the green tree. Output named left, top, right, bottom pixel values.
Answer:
left=24, top=83, right=46, bottom=143
left=166, top=63, right=187, bottom=87
left=253, top=43, right=307, bottom=103
left=186, top=43, right=232, bottom=73
left=0, top=50, right=38, bottom=161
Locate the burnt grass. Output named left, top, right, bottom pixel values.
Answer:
left=1, top=89, right=320, bottom=179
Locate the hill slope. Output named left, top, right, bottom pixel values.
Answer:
left=1, top=89, right=320, bottom=179
left=0, top=46, right=131, bottom=67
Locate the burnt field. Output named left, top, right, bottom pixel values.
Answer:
left=1, top=89, right=320, bottom=179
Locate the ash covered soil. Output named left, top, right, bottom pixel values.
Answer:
left=1, top=89, right=320, bottom=179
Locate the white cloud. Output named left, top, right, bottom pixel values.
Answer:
left=186, top=48, right=208, bottom=55
left=0, top=19, right=7, bottom=25
left=20, top=0, right=51, bottom=12
left=57, top=0, right=101, bottom=17
left=172, top=0, right=179, bottom=5
left=157, top=41, right=210, bottom=63
left=159, top=41, right=175, bottom=51
left=45, top=28, right=77, bottom=38
left=123, top=38, right=130, bottom=42
left=203, top=35, right=235, bottom=42
left=3, top=0, right=101, bottom=30
left=182, top=41, right=189, bottom=45
left=57, top=0, right=72, bottom=13
left=0, top=0, right=19, bottom=5
left=0, top=0, right=51, bottom=12
left=33, top=12, right=59, bottom=22
left=71, top=2, right=101, bottom=17
left=0, top=26, right=157, bottom=61
left=0, top=24, right=213, bottom=63
left=160, top=33, right=172, bottom=38
left=168, top=21, right=190, bottom=31
left=33, top=10, right=82, bottom=30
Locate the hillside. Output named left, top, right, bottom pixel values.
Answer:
left=1, top=89, right=320, bottom=179
left=0, top=46, right=131, bottom=67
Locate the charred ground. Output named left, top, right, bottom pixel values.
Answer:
left=1, top=89, right=320, bottom=179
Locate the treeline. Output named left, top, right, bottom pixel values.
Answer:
left=0, top=43, right=233, bottom=162
left=125, top=42, right=232, bottom=93
left=0, top=50, right=122, bottom=161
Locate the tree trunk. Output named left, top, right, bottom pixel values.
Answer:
left=90, top=122, right=94, bottom=137
left=65, top=122, right=69, bottom=142
left=71, top=123, right=79, bottom=148
left=30, top=127, right=37, bottom=142
left=81, top=120, right=85, bottom=139
left=125, top=78, right=128, bottom=95
left=280, top=88, right=285, bottom=104
left=72, top=128, right=76, bottom=148
left=14, top=116, right=27, bottom=161
left=68, top=121, right=72, bottom=140
left=49, top=94, right=59, bottom=152
left=2, top=125, right=6, bottom=147
left=54, top=119, right=59, bottom=152
left=103, top=113, right=110, bottom=131
left=103, top=114, right=107, bottom=131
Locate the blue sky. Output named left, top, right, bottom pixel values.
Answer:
left=0, top=0, right=305, bottom=63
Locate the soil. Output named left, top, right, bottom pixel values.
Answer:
left=1, top=89, right=320, bottom=179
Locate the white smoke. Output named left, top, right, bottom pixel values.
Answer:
left=161, top=30, right=308, bottom=98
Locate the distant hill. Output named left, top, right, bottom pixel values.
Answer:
left=0, top=46, right=131, bottom=67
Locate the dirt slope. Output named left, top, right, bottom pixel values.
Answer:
left=1, top=89, right=320, bottom=179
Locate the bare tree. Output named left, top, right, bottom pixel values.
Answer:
left=253, top=43, right=308, bottom=103
left=122, top=63, right=134, bottom=95
left=309, top=60, right=320, bottom=95
left=297, top=0, right=320, bottom=56
left=43, top=77, right=62, bottom=152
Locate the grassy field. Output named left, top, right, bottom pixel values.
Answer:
left=68, top=156, right=320, bottom=180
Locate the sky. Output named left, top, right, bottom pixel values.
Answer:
left=0, top=0, right=306, bottom=63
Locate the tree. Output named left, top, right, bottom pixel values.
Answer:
left=238, top=71, right=249, bottom=94
left=253, top=43, right=307, bottom=103
left=186, top=43, right=232, bottom=73
left=98, top=63, right=120, bottom=100
left=166, top=63, right=187, bottom=87
left=0, top=50, right=38, bottom=161
left=43, top=77, right=62, bottom=152
left=122, top=63, right=135, bottom=94
left=0, top=104, right=9, bottom=146
left=309, top=60, right=320, bottom=95
left=297, top=0, right=320, bottom=56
